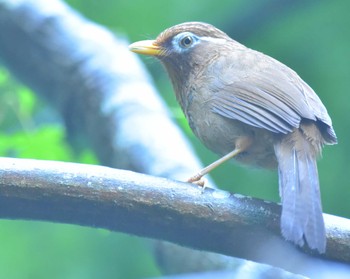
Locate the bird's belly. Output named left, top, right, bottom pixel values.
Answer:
left=189, top=110, right=242, bottom=155
left=186, top=108, right=277, bottom=169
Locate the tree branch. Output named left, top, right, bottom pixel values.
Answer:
left=0, top=158, right=349, bottom=265
left=0, top=0, right=202, bottom=180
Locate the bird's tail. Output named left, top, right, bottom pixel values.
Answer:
left=274, top=129, right=326, bottom=253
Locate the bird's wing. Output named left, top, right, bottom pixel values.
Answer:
left=210, top=57, right=333, bottom=135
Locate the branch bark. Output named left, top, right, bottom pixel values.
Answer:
left=0, top=158, right=349, bottom=264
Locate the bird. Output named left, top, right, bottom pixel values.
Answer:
left=129, top=22, right=337, bottom=253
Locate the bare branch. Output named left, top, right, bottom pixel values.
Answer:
left=0, top=158, right=349, bottom=266
left=0, top=0, right=202, bottom=181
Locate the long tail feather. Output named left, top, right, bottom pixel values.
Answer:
left=274, top=132, right=326, bottom=253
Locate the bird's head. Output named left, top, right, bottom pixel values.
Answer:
left=129, top=22, right=243, bottom=92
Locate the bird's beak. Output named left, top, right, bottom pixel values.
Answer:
left=129, top=40, right=163, bottom=56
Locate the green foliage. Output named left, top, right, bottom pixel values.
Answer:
left=0, top=127, right=69, bottom=160
left=1, top=0, right=349, bottom=278
left=0, top=221, right=159, bottom=279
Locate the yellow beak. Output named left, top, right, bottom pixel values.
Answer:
left=129, top=40, right=163, bottom=56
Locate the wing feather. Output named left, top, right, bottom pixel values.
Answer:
left=208, top=52, right=333, bottom=136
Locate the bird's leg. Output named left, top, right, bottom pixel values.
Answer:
left=187, top=136, right=252, bottom=185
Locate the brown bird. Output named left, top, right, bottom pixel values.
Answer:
left=129, top=22, right=337, bottom=253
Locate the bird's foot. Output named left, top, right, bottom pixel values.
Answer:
left=187, top=175, right=207, bottom=192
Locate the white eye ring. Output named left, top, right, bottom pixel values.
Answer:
left=172, top=32, right=198, bottom=52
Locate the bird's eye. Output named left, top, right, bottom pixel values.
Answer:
left=179, top=35, right=194, bottom=48
left=172, top=32, right=198, bottom=52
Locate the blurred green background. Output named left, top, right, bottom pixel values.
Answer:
left=0, top=0, right=349, bottom=278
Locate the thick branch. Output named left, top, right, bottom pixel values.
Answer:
left=0, top=158, right=349, bottom=267
left=0, top=0, right=202, bottom=181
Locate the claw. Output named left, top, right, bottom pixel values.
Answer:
left=187, top=176, right=207, bottom=192
left=187, top=173, right=203, bottom=184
